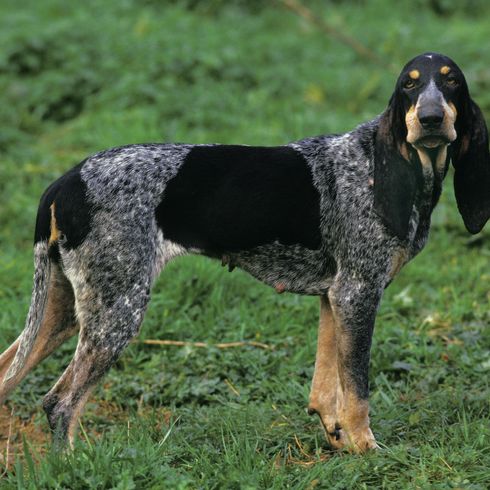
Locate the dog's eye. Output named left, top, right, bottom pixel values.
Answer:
left=403, top=79, right=416, bottom=90
left=446, top=77, right=459, bottom=87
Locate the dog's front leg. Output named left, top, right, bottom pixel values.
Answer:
left=325, top=275, right=382, bottom=453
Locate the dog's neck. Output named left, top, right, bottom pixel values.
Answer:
left=414, top=144, right=449, bottom=180
left=410, top=143, right=449, bottom=217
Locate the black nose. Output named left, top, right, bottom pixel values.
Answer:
left=419, top=110, right=444, bottom=129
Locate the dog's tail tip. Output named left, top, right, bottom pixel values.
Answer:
left=4, top=241, right=51, bottom=383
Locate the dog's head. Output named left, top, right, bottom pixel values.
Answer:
left=374, top=52, right=490, bottom=239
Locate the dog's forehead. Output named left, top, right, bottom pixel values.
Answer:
left=399, top=53, right=460, bottom=80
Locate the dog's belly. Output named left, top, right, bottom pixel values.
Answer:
left=220, top=243, right=336, bottom=296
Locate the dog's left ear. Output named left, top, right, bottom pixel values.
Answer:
left=451, top=98, right=490, bottom=234
left=374, top=92, right=423, bottom=240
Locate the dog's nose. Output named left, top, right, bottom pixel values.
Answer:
left=418, top=110, right=444, bottom=129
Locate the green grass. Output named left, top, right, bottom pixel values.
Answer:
left=0, top=0, right=489, bottom=488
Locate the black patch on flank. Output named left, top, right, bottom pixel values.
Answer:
left=34, top=161, right=92, bottom=250
left=156, top=145, right=322, bottom=253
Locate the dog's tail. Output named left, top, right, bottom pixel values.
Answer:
left=3, top=240, right=51, bottom=382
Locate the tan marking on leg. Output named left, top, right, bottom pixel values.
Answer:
left=44, top=346, right=109, bottom=446
left=338, top=391, right=378, bottom=453
left=440, top=65, right=450, bottom=75
left=0, top=266, right=78, bottom=405
left=409, top=69, right=420, bottom=80
left=49, top=202, right=60, bottom=245
left=67, top=386, right=95, bottom=448
left=329, top=301, right=378, bottom=453
left=308, top=296, right=344, bottom=449
left=0, top=340, right=20, bottom=384
left=49, top=350, right=99, bottom=447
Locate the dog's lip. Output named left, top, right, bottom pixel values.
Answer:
left=415, top=135, right=451, bottom=148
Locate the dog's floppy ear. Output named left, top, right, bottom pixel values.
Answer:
left=451, top=98, right=490, bottom=234
left=374, top=92, right=423, bottom=240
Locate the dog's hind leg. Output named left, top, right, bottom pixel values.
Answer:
left=42, top=262, right=152, bottom=447
left=0, top=247, right=78, bottom=405
left=0, top=342, right=20, bottom=395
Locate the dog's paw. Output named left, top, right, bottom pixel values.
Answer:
left=307, top=408, right=348, bottom=451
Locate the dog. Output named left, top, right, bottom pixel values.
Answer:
left=0, top=52, right=488, bottom=453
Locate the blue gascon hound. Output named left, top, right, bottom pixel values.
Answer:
left=0, top=53, right=489, bottom=453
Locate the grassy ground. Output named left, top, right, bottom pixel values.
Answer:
left=0, top=0, right=489, bottom=488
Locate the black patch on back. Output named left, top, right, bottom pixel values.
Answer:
left=34, top=161, right=92, bottom=250
left=156, top=145, right=322, bottom=253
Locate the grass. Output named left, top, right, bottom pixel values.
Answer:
left=0, top=0, right=489, bottom=488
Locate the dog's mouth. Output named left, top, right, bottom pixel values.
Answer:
left=414, top=135, right=451, bottom=149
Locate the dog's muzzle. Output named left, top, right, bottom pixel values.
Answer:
left=408, top=81, right=457, bottom=149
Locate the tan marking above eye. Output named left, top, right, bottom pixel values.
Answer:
left=440, top=65, right=450, bottom=75
left=409, top=69, right=420, bottom=79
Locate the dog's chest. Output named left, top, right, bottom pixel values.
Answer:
left=222, top=243, right=336, bottom=295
